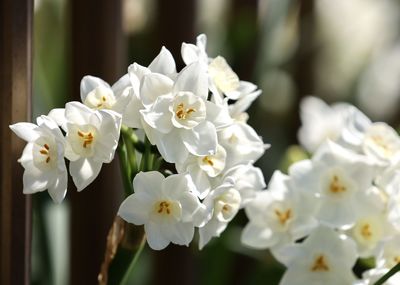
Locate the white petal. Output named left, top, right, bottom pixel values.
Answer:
left=241, top=224, right=273, bottom=249
left=145, top=221, right=170, bottom=250
left=162, top=173, right=194, bottom=198
left=181, top=121, right=217, bottom=156
left=23, top=167, right=52, bottom=194
left=229, top=89, right=261, bottom=117
left=111, top=74, right=134, bottom=114
left=140, top=73, right=174, bottom=106
left=48, top=108, right=67, bottom=131
left=199, top=218, right=227, bottom=249
left=170, top=222, right=194, bottom=246
left=118, top=192, right=153, bottom=225
left=206, top=101, right=233, bottom=130
left=173, top=62, right=208, bottom=99
left=186, top=164, right=211, bottom=199
left=196, top=34, right=207, bottom=50
left=133, top=171, right=164, bottom=198
left=154, top=131, right=189, bottom=163
left=80, top=75, right=111, bottom=101
left=122, top=90, right=143, bottom=128
left=47, top=171, right=68, bottom=203
left=65, top=101, right=95, bottom=125
left=128, top=63, right=150, bottom=95
left=70, top=158, right=102, bottom=191
left=10, top=122, right=40, bottom=142
left=148, top=46, right=176, bottom=75
left=140, top=95, right=173, bottom=133
left=181, top=43, right=200, bottom=65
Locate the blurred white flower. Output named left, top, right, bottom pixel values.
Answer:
left=118, top=171, right=204, bottom=250
left=241, top=171, right=318, bottom=250
left=277, top=226, right=358, bottom=285
left=298, top=96, right=352, bottom=153
left=10, top=116, right=68, bottom=203
left=289, top=141, right=376, bottom=228
left=357, top=44, right=400, bottom=121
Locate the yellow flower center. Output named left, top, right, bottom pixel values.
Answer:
left=329, top=175, right=346, bottom=194
left=39, top=143, right=51, bottom=163
left=175, top=103, right=196, bottom=120
left=77, top=130, right=94, bottom=148
left=311, top=255, right=330, bottom=272
left=202, top=156, right=214, bottom=166
left=157, top=201, right=172, bottom=215
left=274, top=209, right=292, bottom=225
left=360, top=224, right=372, bottom=239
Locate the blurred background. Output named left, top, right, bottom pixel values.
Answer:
left=31, top=0, right=400, bottom=284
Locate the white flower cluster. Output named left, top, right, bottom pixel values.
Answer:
left=10, top=34, right=268, bottom=251
left=241, top=96, right=400, bottom=285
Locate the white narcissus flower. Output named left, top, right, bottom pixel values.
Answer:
left=198, top=182, right=241, bottom=249
left=221, top=163, right=266, bottom=207
left=181, top=34, right=261, bottom=103
left=118, top=171, right=204, bottom=250
left=362, top=122, right=400, bottom=165
left=289, top=141, right=377, bottom=229
left=241, top=171, right=318, bottom=250
left=340, top=108, right=400, bottom=165
left=346, top=187, right=393, bottom=258
left=141, top=62, right=230, bottom=163
left=276, top=226, right=358, bottom=285
left=80, top=75, right=131, bottom=113
left=10, top=116, right=68, bottom=203
left=175, top=144, right=227, bottom=199
left=298, top=96, right=353, bottom=153
left=123, top=46, right=177, bottom=129
left=218, top=121, right=268, bottom=169
left=56, top=102, right=121, bottom=191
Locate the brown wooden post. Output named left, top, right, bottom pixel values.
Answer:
left=69, top=0, right=125, bottom=284
left=151, top=1, right=197, bottom=284
left=0, top=0, right=33, bottom=284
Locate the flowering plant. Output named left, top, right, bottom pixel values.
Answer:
left=10, top=34, right=400, bottom=284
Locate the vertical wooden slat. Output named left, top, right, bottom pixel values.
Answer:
left=69, top=0, right=125, bottom=284
left=0, top=0, right=33, bottom=284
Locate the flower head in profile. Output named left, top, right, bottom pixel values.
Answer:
left=50, top=102, right=121, bottom=191
left=118, top=171, right=204, bottom=250
left=10, top=116, right=68, bottom=203
left=181, top=34, right=261, bottom=103
left=198, top=182, right=241, bottom=249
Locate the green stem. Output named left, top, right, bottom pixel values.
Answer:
left=117, top=136, right=134, bottom=196
left=373, top=263, right=400, bottom=285
left=119, top=235, right=146, bottom=285
left=122, top=132, right=138, bottom=177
